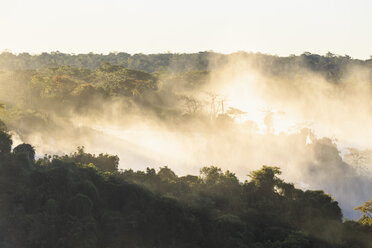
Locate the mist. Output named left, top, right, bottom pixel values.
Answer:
left=0, top=52, right=371, bottom=220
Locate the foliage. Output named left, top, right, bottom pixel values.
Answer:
left=13, top=143, right=36, bottom=161
left=1, top=52, right=371, bottom=80
left=0, top=124, right=371, bottom=247
left=0, top=51, right=372, bottom=247
left=0, top=129, right=12, bottom=155
left=355, top=200, right=372, bottom=226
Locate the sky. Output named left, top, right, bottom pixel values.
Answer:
left=1, top=0, right=371, bottom=59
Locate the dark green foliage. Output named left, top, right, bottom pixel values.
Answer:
left=13, top=143, right=35, bottom=161
left=0, top=142, right=371, bottom=247
left=0, top=119, right=372, bottom=247
left=119, top=165, right=372, bottom=248
left=54, top=146, right=119, bottom=172
left=0, top=130, right=12, bottom=155
left=67, top=193, right=93, bottom=218
left=248, top=165, right=282, bottom=195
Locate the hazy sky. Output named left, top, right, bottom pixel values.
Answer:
left=1, top=0, right=371, bottom=59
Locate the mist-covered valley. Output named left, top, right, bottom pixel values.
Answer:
left=1, top=51, right=372, bottom=248
left=1, top=51, right=372, bottom=221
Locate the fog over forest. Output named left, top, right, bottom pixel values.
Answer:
left=1, top=51, right=372, bottom=221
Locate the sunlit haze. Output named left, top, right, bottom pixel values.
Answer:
left=0, top=0, right=372, bottom=243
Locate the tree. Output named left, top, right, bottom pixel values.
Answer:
left=67, top=193, right=93, bottom=218
left=181, top=96, right=201, bottom=115
left=0, top=130, right=12, bottom=155
left=326, top=52, right=335, bottom=58
left=67, top=146, right=119, bottom=172
left=13, top=143, right=36, bottom=161
left=248, top=166, right=282, bottom=194
left=355, top=200, right=372, bottom=217
left=355, top=199, right=372, bottom=226
left=200, top=166, right=223, bottom=184
left=158, top=166, right=177, bottom=182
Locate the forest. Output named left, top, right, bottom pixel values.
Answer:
left=0, top=128, right=371, bottom=247
left=0, top=51, right=372, bottom=247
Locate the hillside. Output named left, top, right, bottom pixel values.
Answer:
left=0, top=128, right=371, bottom=247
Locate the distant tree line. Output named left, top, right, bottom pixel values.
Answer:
left=1, top=51, right=371, bottom=80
